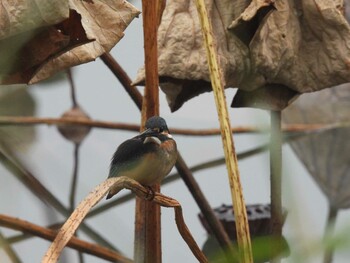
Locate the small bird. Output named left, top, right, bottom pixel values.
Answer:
left=106, top=116, right=177, bottom=199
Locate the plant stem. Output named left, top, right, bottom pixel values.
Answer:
left=134, top=1, right=161, bottom=262
left=100, top=53, right=143, bottom=110
left=67, top=69, right=78, bottom=108
left=270, top=110, right=283, bottom=263
left=323, top=205, right=338, bottom=263
left=194, top=0, right=252, bottom=261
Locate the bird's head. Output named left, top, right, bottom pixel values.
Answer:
left=141, top=116, right=172, bottom=138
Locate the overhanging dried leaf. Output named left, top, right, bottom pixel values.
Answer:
left=134, top=0, right=256, bottom=112
left=135, top=0, right=350, bottom=111
left=0, top=0, right=140, bottom=84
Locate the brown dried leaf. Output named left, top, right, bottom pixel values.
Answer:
left=229, top=0, right=275, bottom=28
left=0, top=0, right=140, bottom=84
left=134, top=0, right=257, bottom=112
left=135, top=0, right=350, bottom=111
left=283, top=84, right=350, bottom=209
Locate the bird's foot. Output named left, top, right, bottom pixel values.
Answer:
left=145, top=186, right=155, bottom=201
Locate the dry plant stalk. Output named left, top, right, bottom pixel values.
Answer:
left=135, top=0, right=162, bottom=262
left=194, top=0, right=253, bottom=262
left=41, top=177, right=207, bottom=263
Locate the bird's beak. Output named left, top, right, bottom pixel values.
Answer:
left=140, top=128, right=154, bottom=136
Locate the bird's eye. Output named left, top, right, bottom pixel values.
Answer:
left=159, top=128, right=164, bottom=133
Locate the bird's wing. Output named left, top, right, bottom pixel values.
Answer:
left=108, top=135, right=157, bottom=177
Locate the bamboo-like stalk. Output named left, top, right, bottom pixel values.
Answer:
left=134, top=0, right=161, bottom=262
left=194, top=0, right=253, bottom=262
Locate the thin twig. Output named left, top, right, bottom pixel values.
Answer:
left=0, top=214, right=131, bottom=263
left=69, top=144, right=80, bottom=211
left=67, top=69, right=78, bottom=108
left=0, top=116, right=345, bottom=135
left=6, top=222, right=62, bottom=244
left=100, top=53, right=143, bottom=110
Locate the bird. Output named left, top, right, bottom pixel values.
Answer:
left=106, top=116, right=177, bottom=199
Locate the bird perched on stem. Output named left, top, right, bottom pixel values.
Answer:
left=106, top=116, right=177, bottom=199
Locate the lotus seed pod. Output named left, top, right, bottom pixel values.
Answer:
left=57, top=106, right=91, bottom=144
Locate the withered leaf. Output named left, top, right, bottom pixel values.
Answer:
left=135, top=0, right=350, bottom=111
left=0, top=0, right=140, bottom=84
left=283, top=84, right=350, bottom=209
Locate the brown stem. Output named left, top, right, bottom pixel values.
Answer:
left=100, top=53, right=143, bottom=110
left=69, top=144, right=80, bottom=210
left=270, top=110, right=283, bottom=263
left=67, top=69, right=78, bottom=108
left=0, top=214, right=132, bottom=263
left=134, top=0, right=161, bottom=261
left=174, top=206, right=208, bottom=263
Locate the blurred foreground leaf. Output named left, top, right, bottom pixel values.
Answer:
left=0, top=85, right=36, bottom=151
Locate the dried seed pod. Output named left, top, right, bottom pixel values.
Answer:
left=57, top=106, right=91, bottom=144
left=199, top=204, right=290, bottom=262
